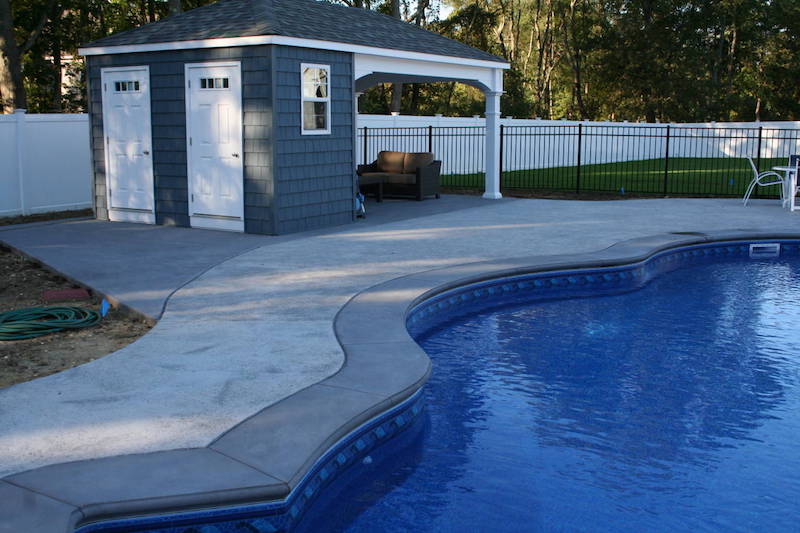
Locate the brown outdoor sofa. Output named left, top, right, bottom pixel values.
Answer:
left=357, top=151, right=442, bottom=201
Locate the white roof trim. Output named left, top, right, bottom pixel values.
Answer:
left=78, top=35, right=510, bottom=70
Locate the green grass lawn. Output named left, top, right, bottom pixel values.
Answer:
left=442, top=157, right=786, bottom=197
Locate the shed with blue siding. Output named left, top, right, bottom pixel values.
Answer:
left=79, top=0, right=508, bottom=234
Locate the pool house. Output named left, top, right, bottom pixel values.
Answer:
left=78, top=0, right=509, bottom=234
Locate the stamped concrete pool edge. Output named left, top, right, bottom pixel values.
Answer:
left=2, top=229, right=798, bottom=532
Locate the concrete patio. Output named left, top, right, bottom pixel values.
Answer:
left=0, top=195, right=490, bottom=320
left=1, top=196, right=800, bottom=503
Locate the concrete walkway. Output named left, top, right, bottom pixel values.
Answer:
left=2, top=196, right=800, bottom=478
left=0, top=195, right=487, bottom=320
left=0, top=220, right=268, bottom=320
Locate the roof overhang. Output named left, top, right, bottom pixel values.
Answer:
left=78, top=35, right=510, bottom=71
left=354, top=53, right=505, bottom=93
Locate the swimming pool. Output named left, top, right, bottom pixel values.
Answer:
left=73, top=239, right=800, bottom=532
left=295, top=241, right=800, bottom=532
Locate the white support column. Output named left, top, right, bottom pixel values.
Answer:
left=483, top=91, right=502, bottom=199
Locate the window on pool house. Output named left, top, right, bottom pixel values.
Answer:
left=301, top=64, right=330, bottom=135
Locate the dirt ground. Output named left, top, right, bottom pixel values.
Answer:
left=0, top=208, right=93, bottom=227
left=0, top=247, right=152, bottom=389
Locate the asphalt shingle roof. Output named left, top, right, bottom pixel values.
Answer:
left=84, top=0, right=506, bottom=64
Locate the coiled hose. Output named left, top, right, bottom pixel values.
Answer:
left=0, top=306, right=101, bottom=341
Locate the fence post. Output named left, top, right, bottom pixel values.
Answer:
left=756, top=126, right=763, bottom=172
left=663, top=124, right=671, bottom=196
left=576, top=123, right=582, bottom=194
left=428, top=125, right=433, bottom=153
left=362, top=126, right=368, bottom=165
left=14, top=109, right=27, bottom=216
left=499, top=124, right=504, bottom=190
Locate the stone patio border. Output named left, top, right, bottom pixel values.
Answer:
left=2, top=230, right=799, bottom=532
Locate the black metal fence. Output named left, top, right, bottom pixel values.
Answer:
left=357, top=124, right=800, bottom=197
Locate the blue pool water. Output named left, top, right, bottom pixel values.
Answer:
left=296, top=252, right=800, bottom=532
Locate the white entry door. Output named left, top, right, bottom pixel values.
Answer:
left=185, top=62, right=244, bottom=232
left=101, top=66, right=155, bottom=223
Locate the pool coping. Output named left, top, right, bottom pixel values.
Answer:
left=3, top=229, right=800, bottom=532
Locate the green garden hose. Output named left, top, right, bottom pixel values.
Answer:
left=0, top=306, right=101, bottom=341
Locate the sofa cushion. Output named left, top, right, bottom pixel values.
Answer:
left=359, top=172, right=393, bottom=184
left=358, top=173, right=385, bottom=185
left=385, top=174, right=417, bottom=185
left=403, top=152, right=434, bottom=173
left=361, top=172, right=417, bottom=185
left=376, top=151, right=405, bottom=173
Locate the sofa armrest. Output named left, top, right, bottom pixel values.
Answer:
left=417, top=160, right=442, bottom=182
left=356, top=162, right=378, bottom=175
left=412, top=160, right=442, bottom=200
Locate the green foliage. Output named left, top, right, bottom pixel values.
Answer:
left=8, top=0, right=217, bottom=112
left=422, top=0, right=800, bottom=122
left=7, top=0, right=800, bottom=120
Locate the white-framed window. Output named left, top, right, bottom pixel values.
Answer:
left=114, top=80, right=140, bottom=92
left=301, top=63, right=331, bottom=135
left=199, top=77, right=229, bottom=89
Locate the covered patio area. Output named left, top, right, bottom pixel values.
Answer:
left=354, top=52, right=508, bottom=199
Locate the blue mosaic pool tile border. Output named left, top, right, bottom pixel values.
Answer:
left=75, top=390, right=426, bottom=533
left=407, top=240, right=800, bottom=339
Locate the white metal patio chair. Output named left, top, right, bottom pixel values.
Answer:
left=742, top=156, right=785, bottom=206
left=789, top=158, right=800, bottom=211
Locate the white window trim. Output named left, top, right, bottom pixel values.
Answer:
left=301, top=62, right=331, bottom=136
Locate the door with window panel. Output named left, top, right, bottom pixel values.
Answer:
left=185, top=62, right=244, bottom=230
left=101, top=66, right=155, bottom=216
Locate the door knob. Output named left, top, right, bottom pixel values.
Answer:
left=232, top=153, right=240, bottom=158
left=143, top=150, right=150, bottom=155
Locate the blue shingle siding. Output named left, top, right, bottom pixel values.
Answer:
left=88, top=43, right=355, bottom=235
left=87, top=46, right=275, bottom=233
left=272, top=46, right=354, bottom=234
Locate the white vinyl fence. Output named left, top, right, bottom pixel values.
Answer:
left=0, top=110, right=92, bottom=217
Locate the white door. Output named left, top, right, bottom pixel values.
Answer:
left=185, top=62, right=244, bottom=231
left=101, top=66, right=155, bottom=223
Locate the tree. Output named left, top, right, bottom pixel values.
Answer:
left=0, top=0, right=25, bottom=111
left=0, top=0, right=57, bottom=112
left=5, top=0, right=800, bottom=120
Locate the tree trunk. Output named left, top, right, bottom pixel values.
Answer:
left=380, top=83, right=389, bottom=114
left=0, top=0, right=26, bottom=112
left=645, top=104, right=657, bottom=123
left=443, top=82, right=455, bottom=116
left=51, top=28, right=62, bottom=112
left=391, top=82, right=403, bottom=114
left=413, top=0, right=429, bottom=25
left=409, top=84, right=420, bottom=114
left=168, top=0, right=182, bottom=17
left=99, top=1, right=107, bottom=34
